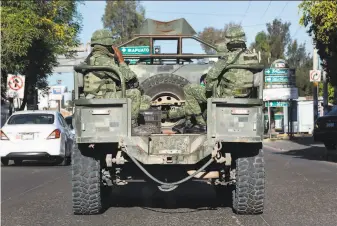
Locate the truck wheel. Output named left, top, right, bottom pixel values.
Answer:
left=139, top=74, right=190, bottom=101
left=72, top=143, right=106, bottom=215
left=233, top=149, right=265, bottom=215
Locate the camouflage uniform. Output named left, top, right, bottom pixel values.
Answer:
left=140, top=95, right=152, bottom=111
left=174, top=27, right=259, bottom=133
left=83, top=29, right=141, bottom=123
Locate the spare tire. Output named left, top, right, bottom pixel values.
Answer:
left=139, top=74, right=190, bottom=101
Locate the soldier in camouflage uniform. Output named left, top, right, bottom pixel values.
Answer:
left=173, top=26, right=259, bottom=133
left=83, top=29, right=142, bottom=128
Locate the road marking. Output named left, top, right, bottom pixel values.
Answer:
left=1, top=173, right=67, bottom=203
left=260, top=215, right=271, bottom=226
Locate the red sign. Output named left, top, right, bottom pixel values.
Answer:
left=8, top=76, right=23, bottom=91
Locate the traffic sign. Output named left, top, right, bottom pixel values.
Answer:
left=265, top=101, right=289, bottom=107
left=265, top=75, right=289, bottom=83
left=119, top=46, right=150, bottom=55
left=154, top=46, right=160, bottom=54
left=309, top=70, right=321, bottom=82
left=7, top=74, right=25, bottom=98
left=264, top=68, right=289, bottom=76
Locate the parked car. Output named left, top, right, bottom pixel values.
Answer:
left=313, top=107, right=337, bottom=150
left=0, top=110, right=73, bottom=166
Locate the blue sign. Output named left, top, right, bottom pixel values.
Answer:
left=264, top=68, right=289, bottom=75
left=265, top=76, right=289, bottom=83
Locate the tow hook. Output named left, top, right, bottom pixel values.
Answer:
left=212, top=141, right=231, bottom=166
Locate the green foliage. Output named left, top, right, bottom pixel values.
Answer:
left=1, top=1, right=83, bottom=108
left=198, top=22, right=243, bottom=54
left=299, top=0, right=337, bottom=86
left=319, top=83, right=335, bottom=104
left=102, top=0, right=148, bottom=46
left=250, top=19, right=291, bottom=65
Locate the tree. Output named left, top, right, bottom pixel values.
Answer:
left=286, top=40, right=313, bottom=97
left=319, top=83, right=335, bottom=104
left=102, top=0, right=147, bottom=46
left=250, top=19, right=291, bottom=65
left=250, top=31, right=270, bottom=66
left=1, top=1, right=83, bottom=109
left=198, top=22, right=242, bottom=54
left=299, top=0, right=337, bottom=87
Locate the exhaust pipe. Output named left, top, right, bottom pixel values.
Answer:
left=187, top=170, right=219, bottom=179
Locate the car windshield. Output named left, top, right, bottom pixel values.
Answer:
left=7, top=114, right=55, bottom=125
left=326, top=107, right=337, bottom=116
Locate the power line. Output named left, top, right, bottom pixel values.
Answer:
left=261, top=1, right=272, bottom=20
left=277, top=1, right=288, bottom=19
left=240, top=0, right=252, bottom=24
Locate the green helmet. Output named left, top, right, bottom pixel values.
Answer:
left=90, top=29, right=114, bottom=46
left=225, top=26, right=246, bottom=44
left=271, top=59, right=289, bottom=68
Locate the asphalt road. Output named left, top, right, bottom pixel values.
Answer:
left=1, top=139, right=337, bottom=226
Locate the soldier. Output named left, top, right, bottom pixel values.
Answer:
left=173, top=26, right=259, bottom=133
left=83, top=29, right=142, bottom=130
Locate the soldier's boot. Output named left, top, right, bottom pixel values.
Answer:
left=185, top=115, right=207, bottom=134
left=185, top=124, right=207, bottom=134
left=172, top=119, right=193, bottom=134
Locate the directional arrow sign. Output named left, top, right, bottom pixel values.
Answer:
left=265, top=75, right=289, bottom=83
left=119, top=46, right=150, bottom=55
left=264, top=68, right=289, bottom=76
left=309, top=70, right=321, bottom=82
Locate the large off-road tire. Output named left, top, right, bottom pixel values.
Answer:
left=233, top=149, right=265, bottom=215
left=72, top=143, right=106, bottom=215
left=139, top=74, right=190, bottom=100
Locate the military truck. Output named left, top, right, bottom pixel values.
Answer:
left=71, top=18, right=265, bottom=215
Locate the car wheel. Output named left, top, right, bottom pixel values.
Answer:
left=324, top=142, right=336, bottom=150
left=1, top=159, right=9, bottom=166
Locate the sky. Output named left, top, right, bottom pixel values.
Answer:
left=49, top=0, right=313, bottom=91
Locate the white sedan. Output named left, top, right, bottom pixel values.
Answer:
left=0, top=110, right=73, bottom=166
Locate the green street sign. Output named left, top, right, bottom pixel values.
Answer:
left=120, top=46, right=150, bottom=55
left=265, top=75, right=289, bottom=83
left=264, top=68, right=289, bottom=75
left=265, top=101, right=289, bottom=107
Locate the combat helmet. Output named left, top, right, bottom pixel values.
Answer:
left=90, top=29, right=114, bottom=46
left=271, top=59, right=289, bottom=68
left=225, top=26, right=246, bottom=45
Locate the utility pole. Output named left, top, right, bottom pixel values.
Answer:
left=313, top=46, right=319, bottom=122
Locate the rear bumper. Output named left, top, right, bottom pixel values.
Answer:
left=1, top=152, right=58, bottom=160
left=313, top=130, right=337, bottom=142
left=0, top=139, right=63, bottom=157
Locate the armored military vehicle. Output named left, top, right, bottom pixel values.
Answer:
left=71, top=18, right=265, bottom=215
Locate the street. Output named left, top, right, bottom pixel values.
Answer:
left=1, top=138, right=337, bottom=226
